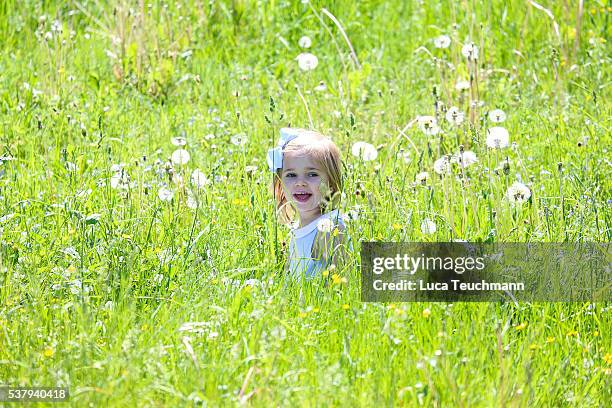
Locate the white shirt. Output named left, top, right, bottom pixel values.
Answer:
left=288, top=210, right=345, bottom=281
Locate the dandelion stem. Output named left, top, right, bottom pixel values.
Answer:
left=295, top=85, right=314, bottom=129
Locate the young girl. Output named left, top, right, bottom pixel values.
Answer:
left=267, top=128, right=349, bottom=280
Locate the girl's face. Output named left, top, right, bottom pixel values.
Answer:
left=281, top=152, right=328, bottom=225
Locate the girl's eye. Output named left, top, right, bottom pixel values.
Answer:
left=285, top=173, right=296, bottom=178
left=308, top=172, right=319, bottom=177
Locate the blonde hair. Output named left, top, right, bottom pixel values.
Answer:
left=272, top=129, right=342, bottom=225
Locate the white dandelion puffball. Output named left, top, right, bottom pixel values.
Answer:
left=351, top=141, right=378, bottom=161
left=158, top=187, right=174, bottom=202
left=415, top=171, right=429, bottom=184
left=421, top=219, right=437, bottom=235
left=506, top=182, right=531, bottom=204
left=486, top=127, right=510, bottom=149
left=298, top=35, right=312, bottom=49
left=453, top=151, right=478, bottom=168
left=171, top=149, right=190, bottom=165
left=434, top=35, right=451, bottom=49
left=433, top=156, right=451, bottom=175
left=191, top=169, right=210, bottom=188
left=461, top=42, right=479, bottom=59
left=445, top=107, right=465, bottom=125
left=455, top=80, right=470, bottom=91
left=417, top=116, right=440, bottom=136
left=230, top=133, right=247, bottom=146
left=317, top=218, right=334, bottom=233
left=296, top=52, right=318, bottom=71
left=171, top=136, right=187, bottom=146
left=186, top=193, right=198, bottom=209
left=489, top=109, right=507, bottom=123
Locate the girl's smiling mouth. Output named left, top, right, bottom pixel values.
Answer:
left=293, top=192, right=312, bottom=203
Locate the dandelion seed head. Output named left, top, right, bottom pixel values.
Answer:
left=298, top=35, right=312, bottom=49
left=506, top=182, right=531, bottom=204
left=415, top=171, right=429, bottom=185
left=230, top=133, right=247, bottom=146
left=455, top=80, right=470, bottom=91
left=421, top=219, right=437, bottom=235
left=445, top=106, right=465, bottom=125
left=158, top=187, right=174, bottom=202
left=433, top=35, right=451, bottom=49
left=296, top=53, right=318, bottom=71
left=452, top=151, right=478, bottom=168
left=317, top=218, right=334, bottom=233
left=486, top=127, right=510, bottom=149
left=171, top=149, right=190, bottom=165
left=191, top=169, right=210, bottom=188
left=489, top=109, right=507, bottom=123
left=433, top=156, right=451, bottom=175
left=461, top=42, right=479, bottom=59
left=171, top=136, right=187, bottom=146
left=417, top=116, right=440, bottom=136
left=351, top=141, right=378, bottom=161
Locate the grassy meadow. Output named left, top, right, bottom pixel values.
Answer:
left=0, top=0, right=610, bottom=406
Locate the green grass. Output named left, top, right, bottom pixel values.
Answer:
left=0, top=0, right=610, bottom=406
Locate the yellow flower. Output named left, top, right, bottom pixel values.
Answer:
left=232, top=198, right=247, bottom=206
left=392, top=223, right=402, bottom=230
left=422, top=308, right=431, bottom=318
left=529, top=344, right=540, bottom=351
left=546, top=337, right=555, bottom=343
left=566, top=330, right=578, bottom=337
left=515, top=322, right=528, bottom=331
left=299, top=311, right=308, bottom=318
left=331, top=274, right=347, bottom=285
left=43, top=346, right=55, bottom=358
left=593, top=331, right=599, bottom=337
left=604, top=353, right=612, bottom=365
left=312, top=308, right=320, bottom=313
left=322, top=270, right=330, bottom=278
left=342, top=304, right=350, bottom=310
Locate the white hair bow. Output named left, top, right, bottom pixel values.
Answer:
left=267, top=128, right=301, bottom=172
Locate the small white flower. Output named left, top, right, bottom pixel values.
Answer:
left=452, top=151, right=478, bottom=168
left=421, top=219, right=437, bottom=235
left=455, top=80, right=470, bottom=91
left=415, top=171, right=429, bottom=184
left=158, top=187, right=174, bottom=202
left=298, top=35, right=312, bottom=49
left=110, top=170, right=130, bottom=189
left=461, top=42, right=479, bottom=59
left=191, top=169, right=210, bottom=188
left=400, top=150, right=412, bottom=164
left=434, top=35, right=451, bottom=48
left=433, top=156, right=451, bottom=175
left=489, top=109, right=507, bottom=123
left=417, top=116, right=440, bottom=136
left=445, top=107, right=465, bottom=125
left=296, top=53, right=318, bottom=71
left=506, top=182, right=531, bottom=204
left=317, top=218, right=334, bottom=233
left=351, top=141, right=378, bottom=161
left=186, top=193, right=198, bottom=209
left=486, top=127, right=510, bottom=149
left=171, top=149, right=190, bottom=165
left=204, top=133, right=215, bottom=140
left=171, top=136, right=187, bottom=146
left=230, top=133, right=247, bottom=146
